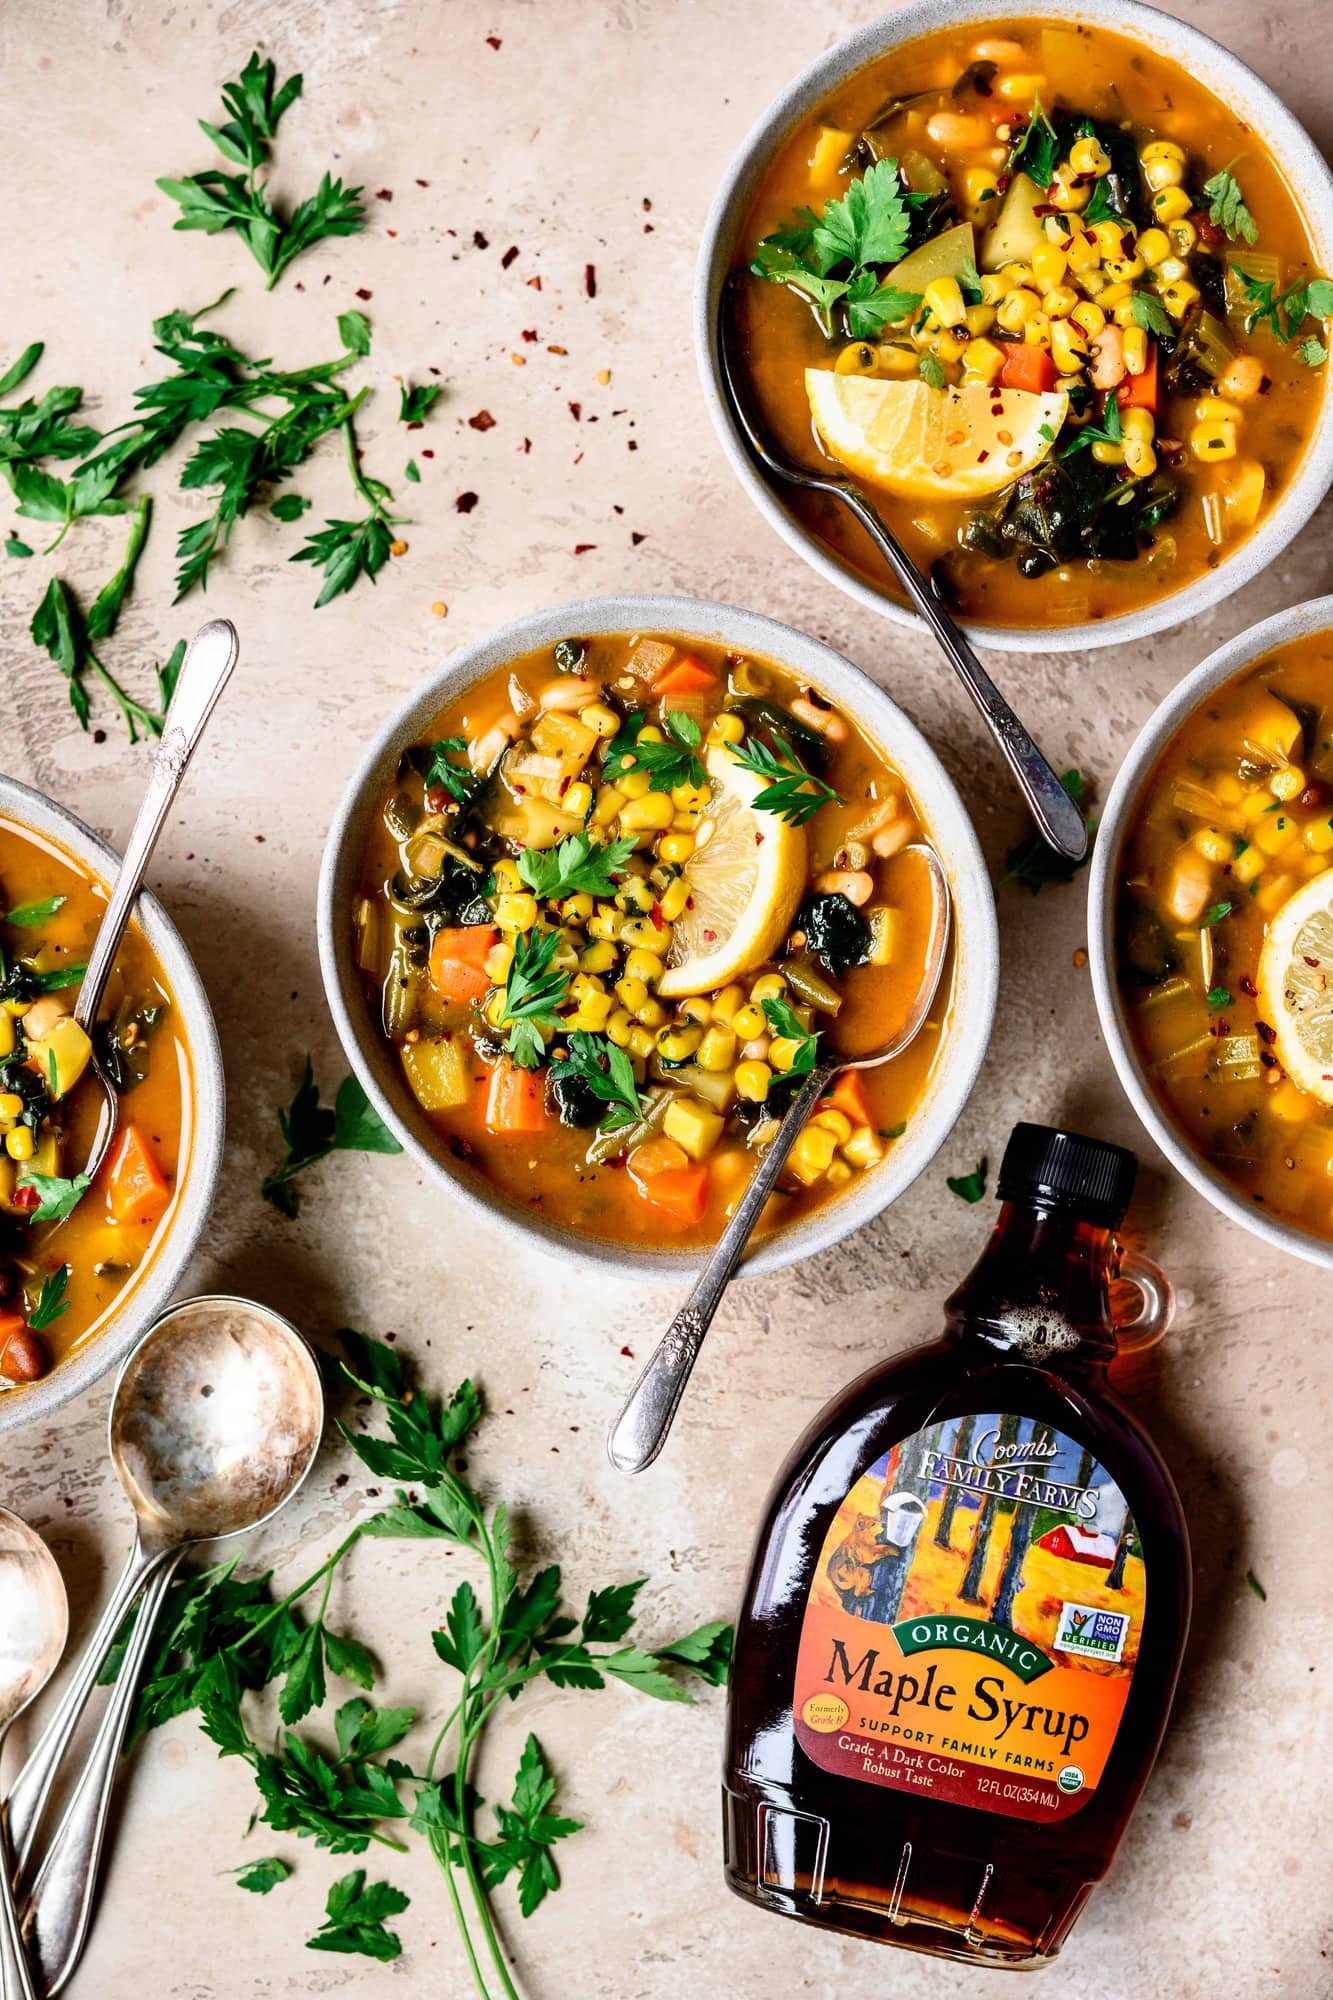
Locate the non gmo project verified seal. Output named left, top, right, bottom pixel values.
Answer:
left=1054, top=1602, right=1130, bottom=1663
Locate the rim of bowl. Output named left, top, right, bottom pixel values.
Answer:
left=0, top=776, right=226, bottom=1434
left=317, top=593, right=999, bottom=1279
left=1088, top=593, right=1333, bottom=1270
left=694, top=0, right=1333, bottom=656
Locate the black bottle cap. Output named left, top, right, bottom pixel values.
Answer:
left=996, top=1122, right=1138, bottom=1228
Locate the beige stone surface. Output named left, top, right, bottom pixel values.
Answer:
left=2, top=0, right=1331, bottom=1993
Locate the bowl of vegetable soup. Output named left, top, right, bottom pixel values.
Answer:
left=318, top=597, right=997, bottom=1277
left=697, top=0, right=1333, bottom=651
left=1089, top=597, right=1333, bottom=1269
left=0, top=778, right=224, bottom=1432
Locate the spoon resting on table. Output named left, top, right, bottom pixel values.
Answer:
left=69, top=617, right=239, bottom=1183
left=717, top=276, right=1086, bottom=866
left=608, top=842, right=951, bottom=1475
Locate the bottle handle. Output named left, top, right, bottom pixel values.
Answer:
left=1111, top=1245, right=1175, bottom=1352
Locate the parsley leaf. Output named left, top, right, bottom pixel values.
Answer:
left=760, top=997, right=819, bottom=1074
left=262, top=1060, right=402, bottom=1217
left=811, top=158, right=912, bottom=273
left=918, top=351, right=947, bottom=390
left=0, top=344, right=44, bottom=400
left=1059, top=398, right=1122, bottom=457
left=306, top=1869, right=410, bottom=1960
left=232, top=1856, right=291, bottom=1895
left=493, top=929, right=569, bottom=1069
left=557, top=1032, right=644, bottom=1131
left=1202, top=167, right=1258, bottom=246
left=1129, top=289, right=1174, bottom=338
left=4, top=897, right=66, bottom=928
left=479, top=1736, right=582, bottom=1920
left=398, top=383, right=441, bottom=425
left=291, top=415, right=406, bottom=608
left=1201, top=900, right=1233, bottom=927
left=731, top=732, right=844, bottom=827
left=336, top=310, right=372, bottom=357
left=1297, top=335, right=1329, bottom=367
left=16, top=1173, right=92, bottom=1226
left=424, top=737, right=488, bottom=809
left=946, top=1157, right=988, bottom=1203
left=517, top=833, right=636, bottom=901
left=27, top=1263, right=71, bottom=1330
left=1206, top=986, right=1233, bottom=1009
left=1001, top=770, right=1095, bottom=892
left=1007, top=96, right=1059, bottom=188
left=751, top=159, right=914, bottom=335
left=1237, top=271, right=1333, bottom=343
left=603, top=710, right=705, bottom=793
left=844, top=274, right=921, bottom=339
left=270, top=491, right=311, bottom=521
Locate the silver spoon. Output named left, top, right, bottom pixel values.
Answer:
left=9, top=1295, right=324, bottom=1999
left=71, top=618, right=239, bottom=1182
left=609, top=843, right=951, bottom=1475
left=717, top=278, right=1086, bottom=864
left=0, top=1512, right=68, bottom=2000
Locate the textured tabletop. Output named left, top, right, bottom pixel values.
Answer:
left=2, top=2, right=1330, bottom=1995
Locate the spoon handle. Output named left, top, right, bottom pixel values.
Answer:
left=22, top=1552, right=184, bottom=2000
left=74, top=618, right=239, bottom=1035
left=0, top=1819, right=36, bottom=2000
left=608, top=1059, right=837, bottom=1474
left=833, top=489, right=1087, bottom=864
left=6, top=1542, right=165, bottom=1880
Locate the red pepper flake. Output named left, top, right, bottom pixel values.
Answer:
left=568, top=400, right=582, bottom=420
left=416, top=178, right=430, bottom=187
left=631, top=531, right=647, bottom=545
left=650, top=901, right=665, bottom=930
left=501, top=245, right=519, bottom=269
left=486, top=34, right=501, bottom=48
left=454, top=491, right=479, bottom=513
left=468, top=409, right=496, bottom=431
left=1257, top=1020, right=1276, bottom=1044
left=355, top=287, right=372, bottom=300
left=425, top=783, right=448, bottom=812
left=643, top=223, right=654, bottom=233
left=12, top=1185, right=38, bottom=1212
left=422, top=448, right=435, bottom=459
left=521, top=327, right=538, bottom=342
left=520, top=437, right=532, bottom=453
left=386, top=229, right=398, bottom=238
left=584, top=263, right=597, bottom=298
left=620, top=1345, right=634, bottom=1358
left=1240, top=977, right=1257, bottom=996
left=702, top=928, right=717, bottom=943
left=376, top=188, right=393, bottom=201
left=977, top=449, right=990, bottom=463
left=473, top=230, right=489, bottom=249
left=527, top=275, right=542, bottom=290
left=548, top=343, right=567, bottom=356
left=573, top=542, right=596, bottom=554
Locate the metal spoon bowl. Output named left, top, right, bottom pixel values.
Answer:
left=608, top=843, right=951, bottom=1475
left=717, top=278, right=1086, bottom=866
left=10, top=1297, right=323, bottom=1998
left=70, top=618, right=238, bottom=1183
left=0, top=1511, right=68, bottom=2000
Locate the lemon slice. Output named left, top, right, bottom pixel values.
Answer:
left=805, top=370, right=1067, bottom=502
left=657, top=743, right=806, bottom=999
left=1257, top=869, right=1333, bottom=1106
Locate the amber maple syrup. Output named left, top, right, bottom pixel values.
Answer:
left=723, top=1124, right=1190, bottom=1967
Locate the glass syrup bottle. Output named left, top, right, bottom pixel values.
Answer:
left=723, top=1123, right=1190, bottom=1968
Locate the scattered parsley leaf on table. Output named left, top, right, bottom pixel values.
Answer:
left=307, top=1870, right=410, bottom=1960
left=1000, top=770, right=1095, bottom=892
left=262, top=1059, right=402, bottom=1217
left=270, top=491, right=311, bottom=522
left=398, top=383, right=441, bottom=424
left=232, top=1856, right=291, bottom=1895
left=947, top=1158, right=988, bottom=1204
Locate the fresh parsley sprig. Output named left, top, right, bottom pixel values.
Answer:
left=1129, top=289, right=1173, bottom=338
left=1059, top=397, right=1123, bottom=459
left=262, top=1058, right=402, bottom=1217
left=158, top=53, right=366, bottom=289
left=731, top=730, right=844, bottom=826
left=26, top=1264, right=71, bottom=1330
left=15, top=1173, right=91, bottom=1226
left=517, top=832, right=636, bottom=901
left=558, top=1031, right=644, bottom=1131
left=290, top=415, right=406, bottom=608
left=1235, top=271, right=1333, bottom=354
left=751, top=158, right=916, bottom=336
left=1202, top=167, right=1258, bottom=247
left=425, top=737, right=490, bottom=810
left=760, top=998, right=819, bottom=1074
left=603, top=709, right=705, bottom=794
left=31, top=575, right=166, bottom=743
left=307, top=1870, right=410, bottom=1960
left=493, top=929, right=570, bottom=1069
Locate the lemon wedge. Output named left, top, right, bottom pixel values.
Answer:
left=805, top=370, right=1067, bottom=502
left=1257, top=869, right=1333, bottom=1106
left=657, top=742, right=806, bottom=999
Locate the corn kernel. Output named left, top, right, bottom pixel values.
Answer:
left=734, top=1060, right=772, bottom=1103
left=1099, top=279, right=1132, bottom=308
left=834, top=341, right=878, bottom=376
left=615, top=975, right=649, bottom=1014
left=560, top=892, right=595, bottom=924
left=619, top=769, right=652, bottom=800
left=659, top=877, right=691, bottom=923
left=1304, top=820, right=1333, bottom=853
left=1123, top=438, right=1157, bottom=479
left=1022, top=312, right=1052, bottom=348
left=620, top=791, right=675, bottom=833
left=1045, top=285, right=1081, bottom=321
left=1069, top=134, right=1112, bottom=177
left=732, top=1003, right=767, bottom=1041
left=578, top=940, right=617, bottom=975
left=492, top=857, right=523, bottom=893
left=587, top=905, right=625, bottom=942
left=843, top=1126, right=886, bottom=1170
left=0, top=1016, right=14, bottom=1061
left=1031, top=242, right=1068, bottom=290
left=1066, top=228, right=1100, bottom=271
left=494, top=892, right=539, bottom=932
left=1091, top=439, right=1125, bottom=465
left=712, top=984, right=744, bottom=1023
left=996, top=288, right=1040, bottom=332
left=6, top=1127, right=35, bottom=1162
left=1120, top=410, right=1154, bottom=444
left=656, top=1024, right=703, bottom=1064
left=1270, top=765, right=1306, bottom=801
left=663, top=1094, right=724, bottom=1161
left=484, top=940, right=514, bottom=982
left=923, top=277, right=967, bottom=328
left=750, top=973, right=787, bottom=1003
left=592, top=785, right=626, bottom=826
left=1190, top=419, right=1237, bottom=461
left=961, top=337, right=1005, bottom=383
left=622, top=946, right=661, bottom=985
left=1161, top=276, right=1201, bottom=319
left=1071, top=299, right=1106, bottom=337
left=696, top=1026, right=737, bottom=1071
left=980, top=270, right=1013, bottom=304
left=580, top=702, right=620, bottom=739
left=1092, top=220, right=1130, bottom=261
left=826, top=1159, right=854, bottom=1185
left=1152, top=185, right=1193, bottom=224
left=1232, top=843, right=1266, bottom=885
left=706, top=711, right=745, bottom=746
left=606, top=1008, right=633, bottom=1047
left=1048, top=163, right=1090, bottom=212
left=1192, top=827, right=1233, bottom=864
left=635, top=997, right=666, bottom=1028
left=933, top=331, right=969, bottom=363
left=1196, top=397, right=1243, bottom=424
left=0, top=1092, right=21, bottom=1124
left=787, top=1124, right=837, bottom=1186
left=658, top=833, right=694, bottom=868
left=671, top=781, right=710, bottom=813
left=963, top=303, right=997, bottom=336
left=1122, top=325, right=1149, bottom=377
left=681, top=996, right=712, bottom=1025
left=562, top=781, right=593, bottom=821
left=1050, top=319, right=1087, bottom=373
left=627, top=1025, right=656, bottom=1060
left=569, top=992, right=614, bottom=1032
left=621, top=916, right=671, bottom=954
left=1142, top=147, right=1185, bottom=192
left=813, top=1107, right=853, bottom=1145
left=1256, top=870, right=1298, bottom=915
left=1134, top=227, right=1170, bottom=267
left=769, top=1037, right=805, bottom=1073
left=1254, top=812, right=1297, bottom=857
left=963, top=167, right=1000, bottom=216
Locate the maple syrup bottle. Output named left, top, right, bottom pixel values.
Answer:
left=723, top=1123, right=1190, bottom=1967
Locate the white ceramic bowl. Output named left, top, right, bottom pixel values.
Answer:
left=695, top=0, right=1333, bottom=655
left=0, top=778, right=226, bottom=1433
left=1088, top=594, right=1333, bottom=1270
left=318, top=595, right=998, bottom=1278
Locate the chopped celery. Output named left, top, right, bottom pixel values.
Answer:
left=1214, top=1032, right=1262, bottom=1081
left=1225, top=251, right=1280, bottom=316
left=1155, top=1032, right=1214, bottom=1078
left=585, top=1086, right=671, bottom=1165
left=1169, top=780, right=1244, bottom=832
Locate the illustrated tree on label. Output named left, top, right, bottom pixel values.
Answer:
left=866, top=1421, right=944, bottom=1625
left=1107, top=1511, right=1134, bottom=1591
left=991, top=1419, right=1054, bottom=1628
left=958, top=1412, right=1020, bottom=1605
left=933, top=1411, right=978, bottom=1550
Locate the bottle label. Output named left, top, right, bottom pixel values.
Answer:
left=792, top=1413, right=1144, bottom=1822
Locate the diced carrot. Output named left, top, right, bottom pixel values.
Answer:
left=999, top=344, right=1057, bottom=395
left=430, top=925, right=500, bottom=1005
left=104, top=1123, right=171, bottom=1227
left=824, top=1071, right=871, bottom=1128
left=653, top=655, right=718, bottom=697
left=485, top=1059, right=549, bottom=1135
left=640, top=1164, right=709, bottom=1226
left=1117, top=342, right=1158, bottom=412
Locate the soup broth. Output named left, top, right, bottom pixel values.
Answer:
left=735, top=18, right=1328, bottom=628
left=355, top=634, right=955, bottom=1250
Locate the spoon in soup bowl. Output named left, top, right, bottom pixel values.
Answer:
left=608, top=842, right=951, bottom=1475
left=0, top=1512, right=67, bottom=2000
left=53, top=618, right=238, bottom=1182
left=716, top=278, right=1086, bottom=865
left=7, top=1295, right=323, bottom=1999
